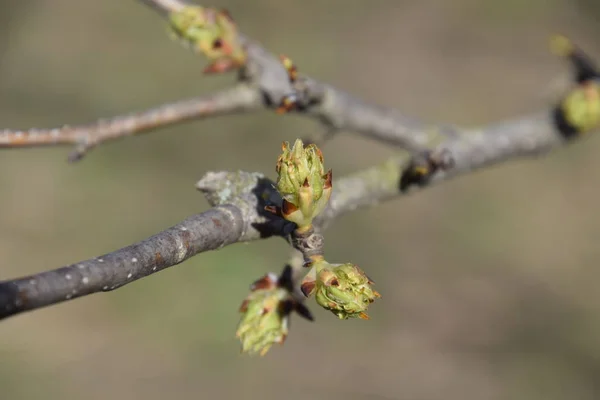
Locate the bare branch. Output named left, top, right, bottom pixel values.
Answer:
left=234, top=15, right=435, bottom=153
left=318, top=111, right=566, bottom=224
left=0, top=1, right=437, bottom=159
left=0, top=85, right=261, bottom=161
left=0, top=171, right=290, bottom=319
left=0, top=207, right=243, bottom=319
left=133, top=1, right=456, bottom=153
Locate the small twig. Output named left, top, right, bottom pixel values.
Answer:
left=0, top=85, right=261, bottom=161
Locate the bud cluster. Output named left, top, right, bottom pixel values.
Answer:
left=272, top=140, right=380, bottom=318
left=236, top=139, right=380, bottom=356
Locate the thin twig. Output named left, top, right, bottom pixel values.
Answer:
left=0, top=85, right=261, bottom=161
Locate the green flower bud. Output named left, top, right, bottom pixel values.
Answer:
left=550, top=35, right=600, bottom=134
left=236, top=270, right=313, bottom=356
left=560, top=83, right=600, bottom=133
left=169, top=6, right=246, bottom=73
left=275, top=139, right=332, bottom=229
left=311, top=262, right=380, bottom=320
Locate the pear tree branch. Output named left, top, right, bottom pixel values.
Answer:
left=0, top=86, right=261, bottom=161
left=317, top=111, right=568, bottom=224
left=0, top=4, right=597, bottom=325
left=0, top=110, right=585, bottom=320
left=0, top=0, right=437, bottom=160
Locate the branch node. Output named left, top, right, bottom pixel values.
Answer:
left=291, top=225, right=325, bottom=264
left=399, top=148, right=454, bottom=192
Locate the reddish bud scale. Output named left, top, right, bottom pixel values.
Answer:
left=276, top=97, right=296, bottom=114
left=315, top=147, right=324, bottom=163
left=239, top=299, right=249, bottom=313
left=250, top=273, right=278, bottom=291
left=264, top=205, right=282, bottom=217
left=220, top=8, right=234, bottom=22
left=323, top=170, right=333, bottom=189
left=203, top=59, right=241, bottom=74
left=300, top=280, right=316, bottom=297
left=279, top=54, right=298, bottom=82
left=281, top=199, right=299, bottom=218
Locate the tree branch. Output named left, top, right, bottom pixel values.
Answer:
left=0, top=85, right=261, bottom=161
left=158, top=0, right=438, bottom=152
left=0, top=171, right=289, bottom=319
left=0, top=207, right=243, bottom=318
left=231, top=12, right=436, bottom=153
left=0, top=1, right=592, bottom=321
left=317, top=111, right=567, bottom=224
left=0, top=109, right=577, bottom=320
left=0, top=0, right=438, bottom=159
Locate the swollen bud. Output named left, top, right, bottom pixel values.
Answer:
left=169, top=6, right=246, bottom=73
left=236, top=269, right=313, bottom=356
left=236, top=273, right=289, bottom=356
left=312, top=262, right=380, bottom=320
left=551, top=35, right=600, bottom=135
left=275, top=139, right=332, bottom=230
left=560, top=83, right=600, bottom=134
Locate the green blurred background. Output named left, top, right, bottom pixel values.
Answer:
left=2, top=0, right=600, bottom=399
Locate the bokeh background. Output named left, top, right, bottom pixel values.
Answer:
left=2, top=0, right=600, bottom=399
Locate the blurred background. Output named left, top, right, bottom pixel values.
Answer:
left=2, top=0, right=600, bottom=399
